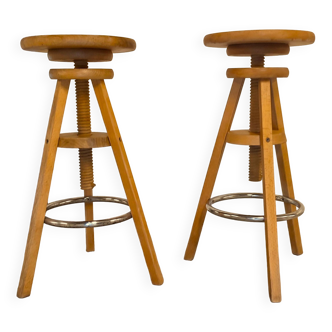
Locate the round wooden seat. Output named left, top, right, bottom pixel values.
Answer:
left=21, top=35, right=136, bottom=62
left=204, top=30, right=315, bottom=48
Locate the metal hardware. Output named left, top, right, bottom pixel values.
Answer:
left=206, top=192, right=304, bottom=222
left=45, top=196, right=132, bottom=228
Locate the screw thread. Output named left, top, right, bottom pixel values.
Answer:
left=74, top=60, right=95, bottom=190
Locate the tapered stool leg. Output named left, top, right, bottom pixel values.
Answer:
left=17, top=80, right=70, bottom=298
left=184, top=78, right=245, bottom=260
left=259, top=79, right=281, bottom=303
left=271, top=79, right=303, bottom=255
left=92, top=79, right=163, bottom=285
left=85, top=189, right=95, bottom=252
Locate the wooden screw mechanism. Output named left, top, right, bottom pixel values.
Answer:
left=75, top=59, right=96, bottom=251
left=17, top=35, right=163, bottom=298
left=184, top=30, right=315, bottom=302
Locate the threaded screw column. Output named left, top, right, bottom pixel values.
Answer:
left=74, top=60, right=95, bottom=190
left=74, top=60, right=95, bottom=252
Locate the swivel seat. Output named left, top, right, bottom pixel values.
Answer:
left=17, top=35, right=164, bottom=298
left=184, top=30, right=315, bottom=302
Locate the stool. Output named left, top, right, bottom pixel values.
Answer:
left=184, top=30, right=315, bottom=302
left=17, top=35, right=164, bottom=298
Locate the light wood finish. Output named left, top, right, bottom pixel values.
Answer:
left=48, top=48, right=113, bottom=62
left=204, top=30, right=315, bottom=48
left=259, top=79, right=281, bottom=303
left=226, top=129, right=286, bottom=146
left=227, top=43, right=290, bottom=57
left=58, top=132, right=111, bottom=149
left=271, top=78, right=303, bottom=255
left=50, top=69, right=114, bottom=80
left=92, top=79, right=164, bottom=285
left=17, top=80, right=70, bottom=298
left=21, top=35, right=136, bottom=53
left=186, top=29, right=313, bottom=302
left=18, top=35, right=163, bottom=296
left=227, top=67, right=289, bottom=79
left=184, top=78, right=245, bottom=260
left=184, top=70, right=294, bottom=301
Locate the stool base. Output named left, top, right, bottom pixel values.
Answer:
left=17, top=78, right=163, bottom=299
left=185, top=77, right=303, bottom=303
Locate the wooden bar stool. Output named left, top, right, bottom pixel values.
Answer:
left=17, top=35, right=163, bottom=298
left=184, top=30, right=315, bottom=302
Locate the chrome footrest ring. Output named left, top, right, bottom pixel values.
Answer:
left=206, top=192, right=304, bottom=222
left=45, top=196, right=132, bottom=228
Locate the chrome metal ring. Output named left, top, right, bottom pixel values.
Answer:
left=45, top=196, right=132, bottom=228
left=206, top=192, right=304, bottom=222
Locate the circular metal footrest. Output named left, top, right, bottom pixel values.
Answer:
left=206, top=192, right=304, bottom=222
left=45, top=196, right=132, bottom=228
